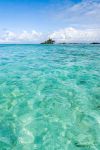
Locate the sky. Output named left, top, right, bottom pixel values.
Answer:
left=0, top=0, right=100, bottom=43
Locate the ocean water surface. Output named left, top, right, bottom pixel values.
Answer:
left=0, top=44, right=100, bottom=150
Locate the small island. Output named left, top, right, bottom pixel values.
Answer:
left=41, top=38, right=55, bottom=44
left=90, top=42, right=100, bottom=44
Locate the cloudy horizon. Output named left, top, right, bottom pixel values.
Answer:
left=0, top=27, right=100, bottom=44
left=0, top=0, right=100, bottom=43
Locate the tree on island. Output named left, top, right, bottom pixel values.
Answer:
left=41, top=38, right=55, bottom=44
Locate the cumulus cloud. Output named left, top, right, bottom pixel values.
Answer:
left=0, top=30, right=42, bottom=43
left=0, top=27, right=100, bottom=43
left=50, top=27, right=100, bottom=43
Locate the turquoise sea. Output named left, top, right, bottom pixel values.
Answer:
left=0, top=44, right=100, bottom=150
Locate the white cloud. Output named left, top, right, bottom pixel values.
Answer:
left=50, top=27, right=100, bottom=43
left=0, top=30, right=42, bottom=43
left=19, top=30, right=42, bottom=41
left=57, top=0, right=100, bottom=28
left=0, top=27, right=100, bottom=43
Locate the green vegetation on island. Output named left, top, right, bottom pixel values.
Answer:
left=41, top=38, right=55, bottom=44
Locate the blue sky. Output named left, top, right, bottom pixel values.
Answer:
left=0, top=0, right=82, bottom=32
left=0, top=0, right=100, bottom=43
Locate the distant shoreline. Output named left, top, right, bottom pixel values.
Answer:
left=0, top=43, right=100, bottom=45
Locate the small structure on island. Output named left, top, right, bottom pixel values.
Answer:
left=41, top=38, right=55, bottom=44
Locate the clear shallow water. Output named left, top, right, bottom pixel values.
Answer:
left=0, top=44, right=100, bottom=150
